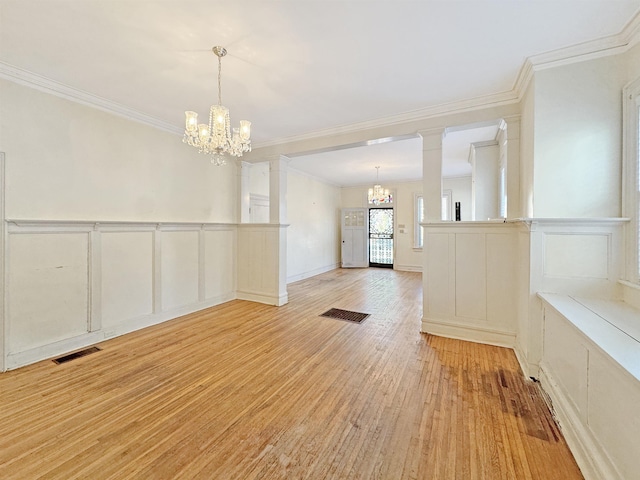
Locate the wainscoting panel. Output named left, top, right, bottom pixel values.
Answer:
left=531, top=219, right=625, bottom=299
left=543, top=308, right=589, bottom=418
left=3, top=221, right=239, bottom=370
left=8, top=232, right=89, bottom=353
left=587, top=348, right=640, bottom=480
left=487, top=232, right=518, bottom=331
left=204, top=228, right=236, bottom=300
left=455, top=233, right=487, bottom=320
left=539, top=293, right=639, bottom=480
left=101, top=231, right=153, bottom=328
left=237, top=224, right=288, bottom=306
left=524, top=218, right=628, bottom=378
left=422, top=222, right=518, bottom=347
left=543, top=233, right=609, bottom=279
left=424, top=233, right=452, bottom=318
left=161, top=230, right=200, bottom=312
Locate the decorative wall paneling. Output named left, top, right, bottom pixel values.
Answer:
left=539, top=294, right=640, bottom=480
left=422, top=218, right=627, bottom=380
left=236, top=224, right=288, bottom=307
left=3, top=220, right=237, bottom=371
left=521, top=218, right=627, bottom=378
left=422, top=221, right=520, bottom=347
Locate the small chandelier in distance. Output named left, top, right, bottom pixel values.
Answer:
left=183, top=46, right=251, bottom=166
left=368, top=166, right=392, bottom=205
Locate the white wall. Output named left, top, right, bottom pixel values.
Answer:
left=341, top=180, right=422, bottom=272
left=249, top=161, right=270, bottom=197
left=286, top=170, right=341, bottom=283
left=472, top=143, right=500, bottom=220
left=533, top=55, right=626, bottom=218
left=442, top=176, right=472, bottom=221
left=0, top=80, right=236, bottom=222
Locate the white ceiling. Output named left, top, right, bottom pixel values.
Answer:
left=1, top=1, right=639, bottom=186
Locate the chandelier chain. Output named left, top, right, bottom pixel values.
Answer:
left=217, top=54, right=222, bottom=106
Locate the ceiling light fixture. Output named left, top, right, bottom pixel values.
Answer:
left=183, top=46, right=251, bottom=166
left=368, top=166, right=392, bottom=205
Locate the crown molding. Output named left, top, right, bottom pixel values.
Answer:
left=3, top=9, right=640, bottom=149
left=0, top=61, right=182, bottom=136
left=251, top=89, right=519, bottom=150
left=254, top=10, right=640, bottom=151
left=514, top=9, right=640, bottom=100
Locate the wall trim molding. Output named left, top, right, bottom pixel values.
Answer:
left=251, top=90, right=519, bottom=150
left=0, top=61, right=182, bottom=136
left=6, top=219, right=238, bottom=231
left=287, top=263, right=339, bottom=284
left=421, top=318, right=516, bottom=349
left=514, top=10, right=640, bottom=101
left=394, top=264, right=422, bottom=273
left=4, top=293, right=234, bottom=371
left=3, top=9, right=639, bottom=152
left=236, top=289, right=288, bottom=306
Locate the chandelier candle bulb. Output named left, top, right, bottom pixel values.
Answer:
left=182, top=45, right=251, bottom=166
left=240, top=120, right=251, bottom=140
left=198, top=124, right=209, bottom=141
left=185, top=111, right=198, bottom=132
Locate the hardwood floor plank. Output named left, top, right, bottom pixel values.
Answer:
left=0, top=268, right=583, bottom=479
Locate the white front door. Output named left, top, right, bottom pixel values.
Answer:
left=341, top=208, right=368, bottom=268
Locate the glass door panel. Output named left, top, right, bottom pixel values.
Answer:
left=369, top=208, right=393, bottom=268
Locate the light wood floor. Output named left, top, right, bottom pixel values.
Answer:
left=0, top=268, right=583, bottom=479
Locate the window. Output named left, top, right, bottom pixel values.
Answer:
left=623, top=76, right=640, bottom=282
left=414, top=194, right=424, bottom=248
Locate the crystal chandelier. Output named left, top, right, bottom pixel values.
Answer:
left=183, top=46, right=251, bottom=166
left=368, top=166, right=392, bottom=205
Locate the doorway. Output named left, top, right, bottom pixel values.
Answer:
left=369, top=208, right=393, bottom=268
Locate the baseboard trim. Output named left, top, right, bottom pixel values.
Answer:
left=237, top=290, right=288, bottom=306
left=4, top=293, right=236, bottom=371
left=5, top=332, right=104, bottom=371
left=513, top=341, right=538, bottom=379
left=394, top=264, right=423, bottom=273
left=538, top=364, right=621, bottom=480
left=421, top=317, right=516, bottom=349
left=287, top=263, right=339, bottom=284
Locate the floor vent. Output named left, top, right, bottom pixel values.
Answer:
left=320, top=308, right=370, bottom=323
left=53, top=346, right=101, bottom=365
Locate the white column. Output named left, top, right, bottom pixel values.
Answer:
left=237, top=161, right=251, bottom=224
left=503, top=115, right=522, bottom=219
left=420, top=128, right=444, bottom=222
left=269, top=155, right=289, bottom=224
